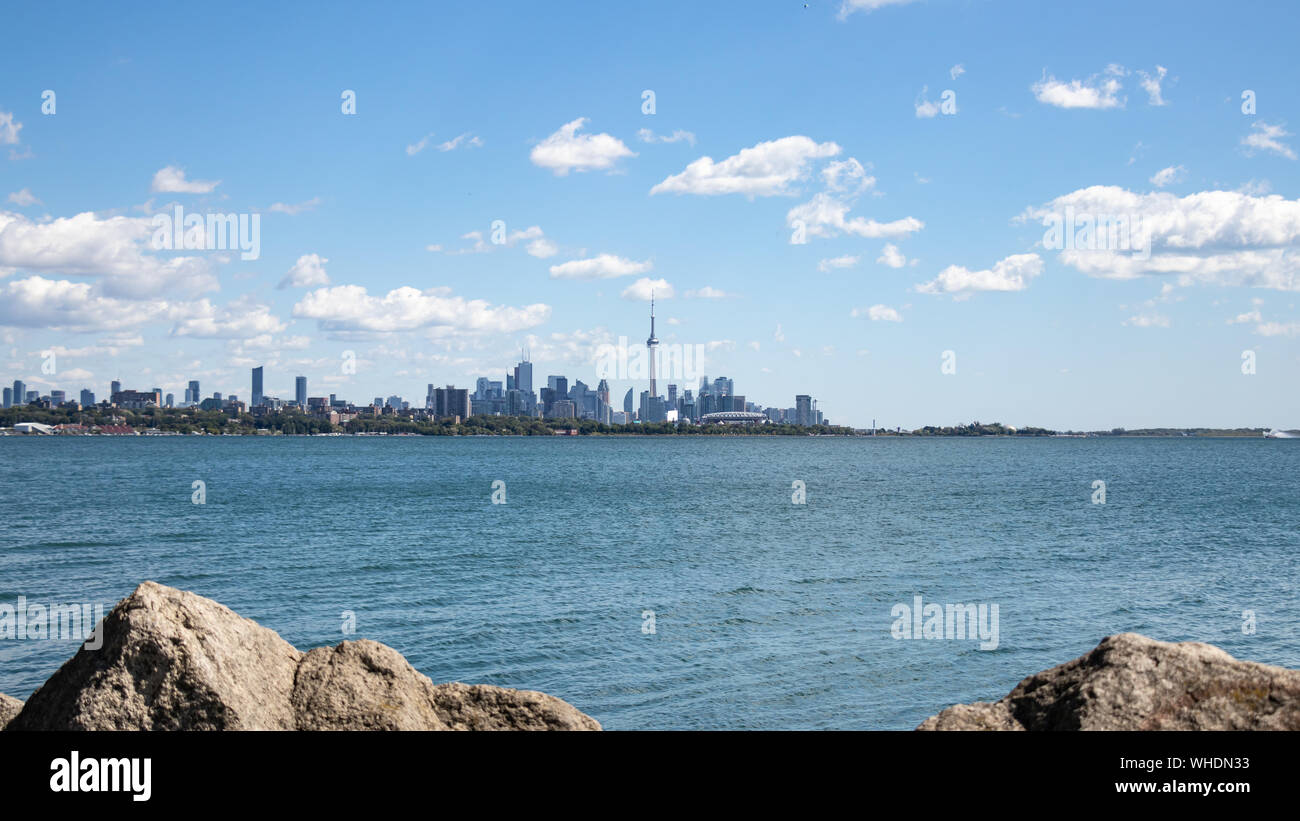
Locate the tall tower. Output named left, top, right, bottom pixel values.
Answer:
left=646, top=291, right=659, bottom=399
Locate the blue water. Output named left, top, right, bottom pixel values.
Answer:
left=1, top=436, right=1297, bottom=729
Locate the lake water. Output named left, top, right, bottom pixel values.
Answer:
left=2, top=436, right=1297, bottom=729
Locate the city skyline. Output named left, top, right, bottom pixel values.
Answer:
left=1, top=2, right=1298, bottom=430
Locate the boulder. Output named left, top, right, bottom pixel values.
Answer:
left=0, top=694, right=22, bottom=729
left=918, top=632, right=1300, bottom=730
left=7, top=581, right=599, bottom=731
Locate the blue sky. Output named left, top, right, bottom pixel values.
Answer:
left=1, top=0, right=1298, bottom=429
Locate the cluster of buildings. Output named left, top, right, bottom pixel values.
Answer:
left=4, top=304, right=829, bottom=428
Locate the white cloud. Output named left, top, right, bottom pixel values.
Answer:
left=821, top=158, right=874, bottom=193
left=1242, top=122, right=1296, bottom=160
left=1123, top=312, right=1170, bottom=328
left=268, top=197, right=321, bottom=215
left=787, top=192, right=923, bottom=240
left=1256, top=321, right=1300, bottom=337
left=837, top=0, right=918, bottom=19
left=1149, top=165, right=1186, bottom=188
left=6, top=188, right=39, bottom=207
left=0, top=111, right=22, bottom=145
left=636, top=128, right=696, bottom=146
left=437, top=133, right=483, bottom=152
left=0, top=209, right=215, bottom=298
left=773, top=323, right=785, bottom=342
left=1032, top=68, right=1125, bottom=109
left=171, top=296, right=287, bottom=339
left=530, top=118, right=635, bottom=175
left=293, top=285, right=551, bottom=334
left=877, top=243, right=906, bottom=268
left=278, top=253, right=330, bottom=289
left=151, top=165, right=220, bottom=194
left=917, top=253, right=1043, bottom=297
left=915, top=86, right=953, bottom=118
left=621, top=277, right=673, bottom=301
left=651, top=136, right=840, bottom=197
left=818, top=255, right=860, bottom=272
left=684, top=286, right=729, bottom=298
left=851, top=304, right=903, bottom=321
left=549, top=253, right=651, bottom=280
left=1021, top=185, right=1300, bottom=290
left=950, top=64, right=965, bottom=80
left=526, top=237, right=558, bottom=258
left=0, top=276, right=175, bottom=332
left=1138, top=65, right=1168, bottom=106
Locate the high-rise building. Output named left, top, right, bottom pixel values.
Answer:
left=165, top=393, right=174, bottom=408
left=251, top=367, right=264, bottom=408
left=188, top=380, right=200, bottom=406
left=12, top=380, right=25, bottom=406
left=514, top=357, right=533, bottom=395
left=623, top=387, right=634, bottom=416
left=50, top=390, right=66, bottom=405
left=295, top=376, right=307, bottom=407
left=2, top=387, right=11, bottom=408
left=432, top=385, right=470, bottom=419
left=795, top=395, right=813, bottom=426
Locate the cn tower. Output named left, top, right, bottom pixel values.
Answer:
left=647, top=291, right=659, bottom=400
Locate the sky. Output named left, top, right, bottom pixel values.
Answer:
left=1, top=0, right=1298, bottom=430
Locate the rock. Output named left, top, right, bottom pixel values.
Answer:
left=918, top=632, right=1300, bottom=730
left=0, top=694, right=22, bottom=729
left=293, top=640, right=600, bottom=731
left=7, top=581, right=599, bottom=731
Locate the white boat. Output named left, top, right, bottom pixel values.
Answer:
left=1264, top=429, right=1296, bottom=439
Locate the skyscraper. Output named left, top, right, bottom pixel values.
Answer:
left=110, top=380, right=121, bottom=397
left=295, top=376, right=307, bottom=407
left=646, top=291, right=659, bottom=400
left=251, top=367, right=264, bottom=408
left=514, top=356, right=533, bottom=395
left=795, top=395, right=813, bottom=426
left=12, top=380, right=25, bottom=407
left=2, top=388, right=11, bottom=408
left=188, top=380, right=200, bottom=406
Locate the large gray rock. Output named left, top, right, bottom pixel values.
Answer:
left=0, top=694, right=22, bottom=729
left=918, top=632, right=1300, bottom=730
left=7, top=581, right=599, bottom=731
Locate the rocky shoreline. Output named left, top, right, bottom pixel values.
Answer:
left=4, top=582, right=1296, bottom=730
left=2, top=581, right=599, bottom=731
left=918, top=632, right=1300, bottom=730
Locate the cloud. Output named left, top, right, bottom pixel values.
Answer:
left=526, top=237, right=558, bottom=258
left=151, top=165, right=220, bottom=194
left=1228, top=307, right=1300, bottom=336
left=171, top=296, right=287, bottom=339
left=636, top=128, right=697, bottom=146
left=1032, top=67, right=1125, bottom=109
left=950, top=64, right=965, bottom=80
left=684, top=286, right=729, bottom=298
left=1138, top=65, right=1168, bottom=106
left=0, top=111, right=22, bottom=145
left=1242, top=122, right=1296, bottom=160
left=530, top=118, right=635, bottom=175
left=787, top=192, right=923, bottom=240
left=6, top=188, right=39, bottom=207
left=549, top=253, right=651, bottom=280
left=1123, top=312, right=1170, bottom=328
left=0, top=209, right=216, bottom=298
left=851, top=304, right=903, bottom=321
left=651, top=136, right=840, bottom=197
left=818, top=255, right=860, bottom=272
left=1149, top=165, right=1186, bottom=188
left=837, top=0, right=918, bottom=19
left=268, top=197, right=321, bottom=215
left=278, top=253, right=330, bottom=289
left=293, top=285, right=551, bottom=334
left=773, top=323, right=785, bottom=342
left=917, top=253, right=1043, bottom=298
left=876, top=243, right=906, bottom=268
left=1021, top=185, right=1300, bottom=290
left=408, top=132, right=483, bottom=155
left=915, top=86, right=954, bottom=118
left=821, top=158, right=874, bottom=193
left=620, top=277, right=673, bottom=301
left=0, top=276, right=175, bottom=332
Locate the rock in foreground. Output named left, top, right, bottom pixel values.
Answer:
left=918, top=632, right=1300, bottom=730
left=7, top=581, right=599, bottom=731
left=0, top=694, right=22, bottom=729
